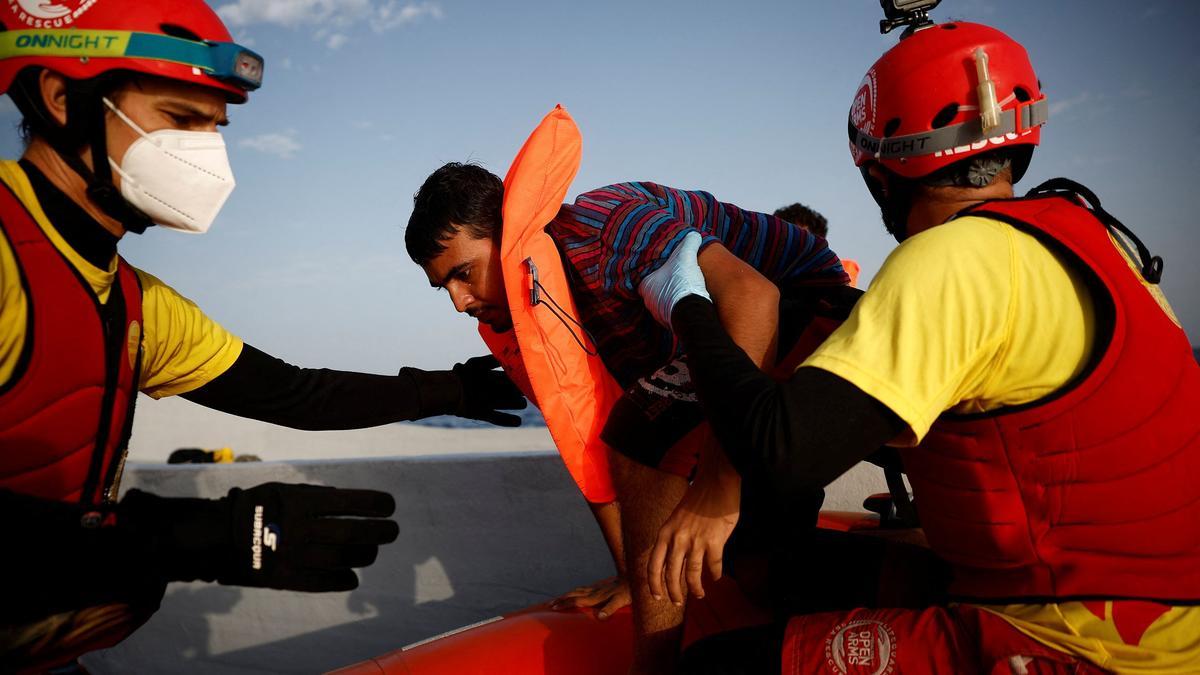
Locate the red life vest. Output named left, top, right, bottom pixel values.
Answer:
left=0, top=171, right=143, bottom=505
left=907, top=185, right=1200, bottom=603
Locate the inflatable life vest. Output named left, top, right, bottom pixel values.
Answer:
left=0, top=162, right=143, bottom=505
left=478, top=106, right=624, bottom=503
left=908, top=181, right=1200, bottom=603
left=842, top=259, right=861, bottom=288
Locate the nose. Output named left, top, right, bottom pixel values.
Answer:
left=448, top=285, right=475, bottom=315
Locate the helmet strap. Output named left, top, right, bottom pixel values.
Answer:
left=861, top=166, right=914, bottom=243
left=55, top=79, right=154, bottom=234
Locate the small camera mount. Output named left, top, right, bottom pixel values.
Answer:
left=879, top=0, right=943, bottom=36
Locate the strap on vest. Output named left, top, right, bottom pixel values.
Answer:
left=1026, top=178, right=1164, bottom=284
left=524, top=257, right=599, bottom=356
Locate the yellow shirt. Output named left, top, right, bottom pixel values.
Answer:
left=0, top=160, right=242, bottom=398
left=803, top=215, right=1200, bottom=673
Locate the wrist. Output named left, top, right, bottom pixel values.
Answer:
left=400, top=367, right=463, bottom=417
left=671, top=295, right=719, bottom=335
left=121, top=489, right=231, bottom=583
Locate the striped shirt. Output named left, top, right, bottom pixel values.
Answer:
left=546, top=182, right=848, bottom=387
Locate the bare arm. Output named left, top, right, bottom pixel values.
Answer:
left=645, top=244, right=782, bottom=603
left=590, top=500, right=627, bottom=575
left=697, top=242, right=780, bottom=368
left=550, top=501, right=632, bottom=619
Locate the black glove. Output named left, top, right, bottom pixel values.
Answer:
left=122, top=482, right=399, bottom=592
left=452, top=354, right=528, bottom=427
left=401, top=355, right=528, bottom=427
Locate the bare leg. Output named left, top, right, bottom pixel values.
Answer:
left=611, top=449, right=691, bottom=674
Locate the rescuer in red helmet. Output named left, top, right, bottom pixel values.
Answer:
left=639, top=10, right=1200, bottom=674
left=0, top=1, right=524, bottom=669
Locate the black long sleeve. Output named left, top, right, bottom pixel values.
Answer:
left=181, top=344, right=462, bottom=430
left=671, top=296, right=905, bottom=496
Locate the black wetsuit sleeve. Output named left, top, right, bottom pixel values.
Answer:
left=181, top=344, right=462, bottom=430
left=1, top=489, right=167, bottom=622
left=671, top=296, right=905, bottom=495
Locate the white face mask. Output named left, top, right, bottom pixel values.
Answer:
left=103, top=98, right=236, bottom=234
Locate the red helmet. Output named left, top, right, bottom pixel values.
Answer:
left=0, top=0, right=262, bottom=103
left=848, top=22, right=1047, bottom=180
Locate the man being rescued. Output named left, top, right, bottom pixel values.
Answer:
left=638, top=16, right=1200, bottom=675
left=404, top=125, right=850, bottom=672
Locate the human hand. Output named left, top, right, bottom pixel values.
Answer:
left=550, top=575, right=631, bottom=620
left=123, top=482, right=400, bottom=592
left=452, top=354, right=528, bottom=427
left=647, top=467, right=740, bottom=605
left=638, top=231, right=711, bottom=329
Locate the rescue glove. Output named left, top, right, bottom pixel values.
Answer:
left=399, top=356, right=527, bottom=427
left=121, top=482, right=399, bottom=592
left=451, top=355, right=528, bottom=427
left=638, top=231, right=711, bottom=329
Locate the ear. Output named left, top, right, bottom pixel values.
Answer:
left=37, top=69, right=70, bottom=127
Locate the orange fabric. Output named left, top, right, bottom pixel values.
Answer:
left=842, top=259, right=861, bottom=288
left=479, top=106, right=623, bottom=503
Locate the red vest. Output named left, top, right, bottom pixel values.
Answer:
left=907, top=188, right=1200, bottom=603
left=0, top=178, right=142, bottom=505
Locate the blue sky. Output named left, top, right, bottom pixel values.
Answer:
left=4, top=0, right=1197, bottom=373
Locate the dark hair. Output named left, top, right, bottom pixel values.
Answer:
left=9, top=67, right=135, bottom=150
left=405, top=162, right=504, bottom=266
left=920, top=147, right=1023, bottom=189
left=773, top=202, right=829, bottom=239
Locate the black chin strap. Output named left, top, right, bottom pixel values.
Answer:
left=860, top=166, right=913, bottom=243
left=1027, top=178, right=1164, bottom=285
left=9, top=71, right=156, bottom=234
left=65, top=84, right=154, bottom=234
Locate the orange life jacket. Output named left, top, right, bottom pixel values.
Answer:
left=842, top=259, right=861, bottom=288
left=478, top=106, right=623, bottom=503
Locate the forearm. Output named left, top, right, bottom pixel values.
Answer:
left=695, top=243, right=781, bottom=490
left=699, top=245, right=779, bottom=369
left=672, top=296, right=904, bottom=494
left=588, top=500, right=627, bottom=576
left=182, top=344, right=461, bottom=430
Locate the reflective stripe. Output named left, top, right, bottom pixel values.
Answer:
left=0, top=30, right=131, bottom=58
left=850, top=98, right=1049, bottom=160
left=0, top=30, right=263, bottom=90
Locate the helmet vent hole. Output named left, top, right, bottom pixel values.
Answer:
left=942, top=23, right=958, bottom=30
left=931, top=103, right=959, bottom=129
left=161, top=24, right=202, bottom=41
left=1013, top=87, right=1032, bottom=102
left=882, top=118, right=902, bottom=138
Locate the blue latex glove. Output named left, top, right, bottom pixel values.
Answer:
left=638, top=231, right=712, bottom=328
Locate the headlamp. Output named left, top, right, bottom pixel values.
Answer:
left=206, top=40, right=264, bottom=91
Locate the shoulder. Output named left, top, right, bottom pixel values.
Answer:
left=871, top=216, right=1016, bottom=293
left=133, top=267, right=210, bottom=320
left=572, top=182, right=655, bottom=207
left=133, top=267, right=178, bottom=301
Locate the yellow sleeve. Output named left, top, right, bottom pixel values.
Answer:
left=136, top=268, right=243, bottom=399
left=0, top=231, right=27, bottom=388
left=802, top=217, right=1018, bottom=444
